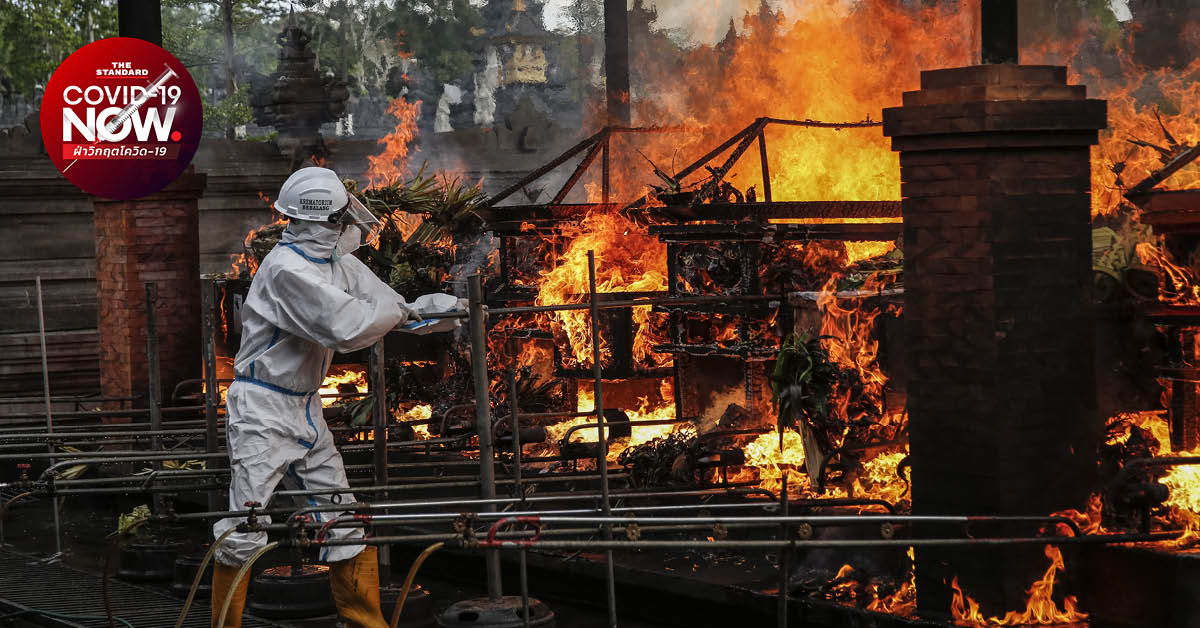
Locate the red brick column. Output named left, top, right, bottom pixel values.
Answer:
left=94, top=168, right=206, bottom=405
left=882, top=66, right=1105, bottom=614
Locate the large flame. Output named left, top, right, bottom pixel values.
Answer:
left=366, top=96, right=422, bottom=188
left=534, top=211, right=668, bottom=368
left=1084, top=54, right=1200, bottom=216
left=1105, top=411, right=1200, bottom=545
left=950, top=545, right=1088, bottom=626
left=610, top=0, right=975, bottom=207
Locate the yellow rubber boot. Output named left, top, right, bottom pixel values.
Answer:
left=211, top=562, right=250, bottom=628
left=329, top=546, right=389, bottom=628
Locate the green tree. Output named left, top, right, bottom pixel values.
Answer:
left=161, top=0, right=283, bottom=137
left=0, top=0, right=117, bottom=98
left=376, top=0, right=484, bottom=91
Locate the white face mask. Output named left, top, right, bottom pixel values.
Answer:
left=333, top=224, right=363, bottom=260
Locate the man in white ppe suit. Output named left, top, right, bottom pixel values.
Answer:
left=212, top=167, right=432, bottom=628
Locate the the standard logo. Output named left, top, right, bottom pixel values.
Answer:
left=40, top=37, right=203, bottom=200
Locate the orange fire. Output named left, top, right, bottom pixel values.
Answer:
left=739, top=428, right=816, bottom=495
left=1102, top=411, right=1200, bottom=546
left=816, top=271, right=899, bottom=415
left=866, top=548, right=918, bottom=616
left=318, top=367, right=368, bottom=408
left=1050, top=493, right=1107, bottom=537
left=827, top=547, right=917, bottom=616
left=225, top=193, right=283, bottom=276
left=1079, top=54, right=1200, bottom=216
left=950, top=545, right=1088, bottom=626
left=366, top=97, right=422, bottom=188
left=399, top=404, right=434, bottom=440
left=613, top=0, right=975, bottom=208
left=534, top=211, right=668, bottom=368
left=548, top=386, right=678, bottom=460
left=1132, top=242, right=1200, bottom=304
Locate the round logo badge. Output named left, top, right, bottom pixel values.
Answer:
left=40, top=37, right=203, bottom=200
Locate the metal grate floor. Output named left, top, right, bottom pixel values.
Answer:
left=0, top=548, right=284, bottom=628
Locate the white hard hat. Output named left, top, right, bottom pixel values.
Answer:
left=275, top=167, right=349, bottom=222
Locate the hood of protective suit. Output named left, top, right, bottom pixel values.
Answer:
left=280, top=219, right=340, bottom=262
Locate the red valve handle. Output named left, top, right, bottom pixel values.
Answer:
left=484, top=516, right=543, bottom=548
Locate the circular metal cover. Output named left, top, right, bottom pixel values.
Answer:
left=116, top=541, right=183, bottom=581
left=247, top=564, right=336, bottom=619
left=435, top=596, right=556, bottom=628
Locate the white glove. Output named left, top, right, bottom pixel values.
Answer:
left=457, top=298, right=469, bottom=313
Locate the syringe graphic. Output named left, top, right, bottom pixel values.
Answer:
left=63, top=64, right=179, bottom=173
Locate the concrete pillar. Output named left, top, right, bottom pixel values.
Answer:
left=882, top=65, right=1105, bottom=614
left=94, top=167, right=206, bottom=406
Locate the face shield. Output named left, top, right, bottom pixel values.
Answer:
left=329, top=194, right=383, bottom=251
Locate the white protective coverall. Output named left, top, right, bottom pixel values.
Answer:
left=213, top=219, right=407, bottom=566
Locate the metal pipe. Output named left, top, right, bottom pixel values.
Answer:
left=0, top=439, right=146, bottom=451
left=35, top=276, right=62, bottom=558
left=9, top=449, right=213, bottom=463
left=339, top=437, right=464, bottom=452
left=438, top=514, right=1082, bottom=530
left=0, top=406, right=207, bottom=421
left=761, top=117, right=882, bottom=129
left=313, top=532, right=1181, bottom=550
left=469, top=274, right=503, bottom=599
left=311, top=521, right=786, bottom=543
left=146, top=283, right=166, bottom=515
left=601, top=133, right=611, bottom=204
left=778, top=473, right=789, bottom=628
left=0, top=395, right=138, bottom=405
left=513, top=410, right=596, bottom=421
left=587, top=251, right=619, bottom=628
left=44, top=468, right=228, bottom=488
left=484, top=293, right=784, bottom=318
left=368, top=340, right=391, bottom=585
left=37, top=452, right=227, bottom=481
left=201, top=277, right=223, bottom=512
left=0, top=434, right=216, bottom=451
left=509, top=374, right=531, bottom=628
left=45, top=483, right=221, bottom=497
left=557, top=418, right=686, bottom=444
left=305, top=511, right=1084, bottom=539
left=758, top=128, right=772, bottom=203
left=163, top=487, right=788, bottom=522
left=0, top=428, right=210, bottom=441
left=291, top=502, right=794, bottom=534
left=397, top=292, right=791, bottom=321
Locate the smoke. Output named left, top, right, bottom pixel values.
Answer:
left=648, top=0, right=792, bottom=45
left=542, top=0, right=795, bottom=45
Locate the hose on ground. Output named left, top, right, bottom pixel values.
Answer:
left=0, top=491, right=32, bottom=520
left=389, top=542, right=444, bottom=628
left=173, top=528, right=236, bottom=628
left=216, top=542, right=279, bottom=628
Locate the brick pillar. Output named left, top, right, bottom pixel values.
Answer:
left=94, top=168, right=206, bottom=405
left=882, top=66, right=1105, bottom=614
